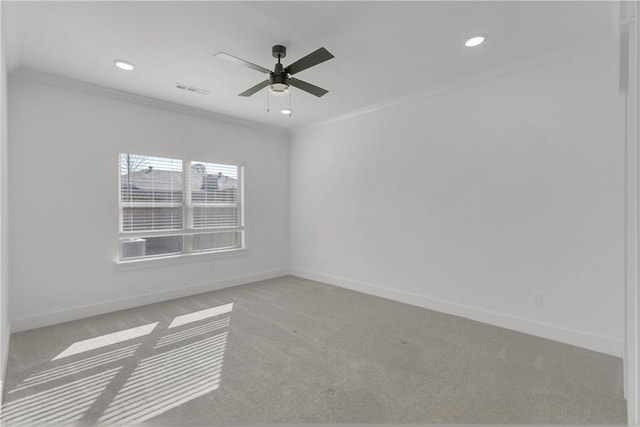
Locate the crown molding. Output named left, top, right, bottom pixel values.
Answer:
left=292, top=36, right=617, bottom=136
left=10, top=68, right=289, bottom=136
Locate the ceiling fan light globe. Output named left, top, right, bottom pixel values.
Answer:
left=270, top=83, right=289, bottom=96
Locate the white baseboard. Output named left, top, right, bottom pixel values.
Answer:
left=290, top=268, right=623, bottom=357
left=10, top=268, right=289, bottom=333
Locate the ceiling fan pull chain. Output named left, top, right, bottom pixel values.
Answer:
left=289, top=86, right=292, bottom=117
left=266, top=87, right=270, bottom=112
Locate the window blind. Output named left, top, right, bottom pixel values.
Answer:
left=190, top=161, right=239, bottom=229
left=120, top=154, right=183, bottom=232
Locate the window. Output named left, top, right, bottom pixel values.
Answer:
left=119, top=153, right=243, bottom=261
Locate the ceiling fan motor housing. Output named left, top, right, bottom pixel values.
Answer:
left=270, top=62, right=289, bottom=86
left=271, top=46, right=290, bottom=90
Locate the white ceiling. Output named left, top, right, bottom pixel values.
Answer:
left=4, top=1, right=616, bottom=130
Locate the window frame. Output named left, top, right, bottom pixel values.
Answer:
left=118, top=157, right=245, bottom=263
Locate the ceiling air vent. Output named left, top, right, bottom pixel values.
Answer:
left=175, top=83, right=210, bottom=95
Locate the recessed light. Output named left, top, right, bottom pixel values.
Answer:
left=114, top=60, right=135, bottom=71
left=464, top=36, right=485, bottom=47
left=281, top=109, right=292, bottom=115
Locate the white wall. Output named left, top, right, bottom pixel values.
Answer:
left=290, top=43, right=625, bottom=356
left=8, top=71, right=290, bottom=331
left=623, top=0, right=640, bottom=422
left=0, top=0, right=9, bottom=397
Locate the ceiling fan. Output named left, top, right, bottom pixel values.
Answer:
left=214, top=45, right=334, bottom=98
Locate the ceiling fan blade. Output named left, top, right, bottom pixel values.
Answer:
left=289, top=78, right=329, bottom=97
left=213, top=52, right=271, bottom=74
left=285, top=47, right=334, bottom=75
left=238, top=80, right=270, bottom=97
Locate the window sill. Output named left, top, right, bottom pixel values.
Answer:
left=114, top=247, right=248, bottom=271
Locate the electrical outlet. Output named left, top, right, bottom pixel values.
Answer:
left=530, top=292, right=543, bottom=306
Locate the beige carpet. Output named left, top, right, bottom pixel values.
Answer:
left=1, top=275, right=626, bottom=425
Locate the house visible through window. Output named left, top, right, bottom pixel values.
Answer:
left=119, top=153, right=243, bottom=261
